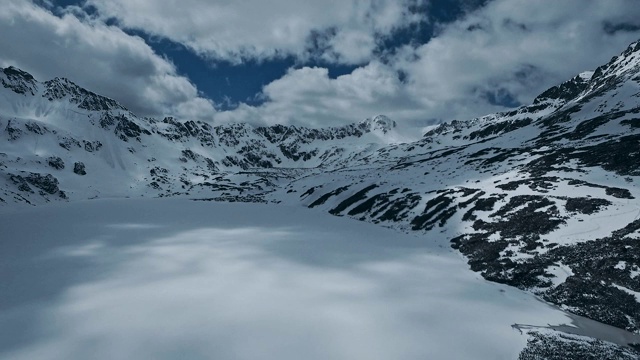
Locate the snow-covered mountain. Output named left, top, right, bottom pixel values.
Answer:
left=0, top=68, right=404, bottom=204
left=273, top=40, right=640, bottom=339
left=2, top=40, right=640, bottom=357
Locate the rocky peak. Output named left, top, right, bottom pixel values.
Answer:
left=43, top=77, right=82, bottom=98
left=530, top=40, right=640, bottom=109
left=598, top=39, right=640, bottom=78
left=43, top=77, right=125, bottom=112
left=580, top=39, right=640, bottom=99
left=532, top=73, right=591, bottom=106
left=360, top=115, right=397, bottom=134
left=0, top=66, right=39, bottom=96
left=214, top=123, right=256, bottom=147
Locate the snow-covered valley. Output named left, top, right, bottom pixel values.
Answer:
left=2, top=198, right=636, bottom=360
left=2, top=38, right=640, bottom=359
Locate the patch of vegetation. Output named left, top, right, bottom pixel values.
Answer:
left=496, top=177, right=560, bottom=193
left=411, top=192, right=455, bottom=230
left=308, top=186, right=350, bottom=208
left=564, top=197, right=611, bottom=214
left=467, top=118, right=533, bottom=141
left=566, top=179, right=634, bottom=199
left=519, top=331, right=639, bottom=360
left=329, top=184, right=378, bottom=215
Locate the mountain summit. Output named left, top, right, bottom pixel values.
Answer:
left=362, top=115, right=396, bottom=133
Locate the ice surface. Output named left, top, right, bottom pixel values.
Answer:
left=0, top=199, right=571, bottom=360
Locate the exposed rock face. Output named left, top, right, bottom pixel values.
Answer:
left=1, top=66, right=38, bottom=95
left=43, top=77, right=125, bottom=111
left=47, top=156, right=65, bottom=170
left=533, top=72, right=592, bottom=106
left=73, top=162, right=86, bottom=175
left=25, top=173, right=60, bottom=194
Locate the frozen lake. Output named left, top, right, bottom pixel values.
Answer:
left=0, top=198, right=570, bottom=359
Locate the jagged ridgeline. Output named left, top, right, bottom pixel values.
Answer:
left=0, top=66, right=400, bottom=203
left=2, top=39, right=640, bottom=357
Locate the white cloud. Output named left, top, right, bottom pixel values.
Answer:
left=218, top=0, right=640, bottom=129
left=214, top=63, right=426, bottom=129
left=0, top=0, right=215, bottom=120
left=392, top=0, right=640, bottom=122
left=85, top=0, right=423, bottom=65
left=4, top=0, right=640, bottom=130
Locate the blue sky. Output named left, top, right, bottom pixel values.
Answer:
left=2, top=1, right=640, bottom=129
left=51, top=0, right=488, bottom=110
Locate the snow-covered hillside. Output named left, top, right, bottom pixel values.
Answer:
left=270, top=40, right=640, bottom=339
left=2, top=40, right=640, bottom=358
left=0, top=67, right=404, bottom=205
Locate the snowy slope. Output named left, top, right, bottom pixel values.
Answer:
left=2, top=40, right=640, bottom=357
left=271, top=41, right=640, bottom=337
left=0, top=67, right=405, bottom=205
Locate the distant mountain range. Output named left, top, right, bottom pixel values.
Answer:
left=2, top=39, right=640, bottom=358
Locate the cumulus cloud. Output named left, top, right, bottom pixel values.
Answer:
left=5, top=0, right=640, bottom=130
left=392, top=0, right=640, bottom=122
left=215, top=63, right=426, bottom=128
left=218, top=0, right=640, bottom=128
left=85, top=0, right=424, bottom=65
left=0, top=0, right=215, bottom=120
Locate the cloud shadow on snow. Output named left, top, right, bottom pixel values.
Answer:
left=0, top=198, right=569, bottom=360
